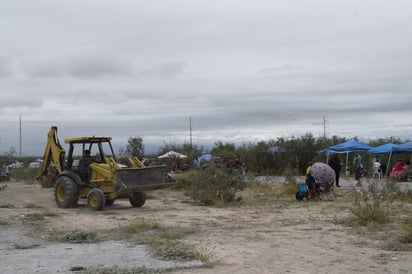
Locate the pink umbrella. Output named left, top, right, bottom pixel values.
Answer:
left=311, top=162, right=335, bottom=185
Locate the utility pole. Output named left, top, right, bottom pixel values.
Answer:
left=322, top=115, right=328, bottom=140
left=189, top=116, right=192, bottom=149
left=312, top=115, right=328, bottom=140
left=19, top=114, right=22, bottom=157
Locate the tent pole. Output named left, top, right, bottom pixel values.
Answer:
left=386, top=151, right=392, bottom=177
left=345, top=152, right=349, bottom=177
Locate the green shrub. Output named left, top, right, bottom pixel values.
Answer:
left=159, top=226, right=196, bottom=240
left=22, top=211, right=58, bottom=222
left=172, top=170, right=197, bottom=190
left=9, top=167, right=39, bottom=183
left=123, top=219, right=160, bottom=234
left=176, top=169, right=245, bottom=206
left=149, top=239, right=200, bottom=261
left=278, top=182, right=299, bottom=197
left=282, top=164, right=299, bottom=183
left=50, top=230, right=99, bottom=243
left=78, top=265, right=166, bottom=274
left=350, top=180, right=399, bottom=225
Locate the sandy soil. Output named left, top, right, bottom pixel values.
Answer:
left=0, top=178, right=411, bottom=274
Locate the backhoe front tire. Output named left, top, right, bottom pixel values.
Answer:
left=129, top=192, right=146, bottom=208
left=86, top=188, right=106, bottom=211
left=55, top=176, right=79, bottom=208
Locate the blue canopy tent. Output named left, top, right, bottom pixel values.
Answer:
left=367, top=143, right=398, bottom=176
left=367, top=143, right=398, bottom=155
left=318, top=149, right=353, bottom=176
left=328, top=139, right=372, bottom=151
left=317, top=149, right=353, bottom=175
left=327, top=140, right=372, bottom=176
left=367, top=142, right=412, bottom=176
left=390, top=142, right=412, bottom=176
left=393, top=141, right=412, bottom=153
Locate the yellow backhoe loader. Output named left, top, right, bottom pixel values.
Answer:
left=36, top=126, right=174, bottom=210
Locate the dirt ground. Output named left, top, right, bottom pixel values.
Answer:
left=1, top=177, right=412, bottom=274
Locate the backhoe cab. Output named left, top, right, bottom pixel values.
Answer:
left=37, top=127, right=174, bottom=210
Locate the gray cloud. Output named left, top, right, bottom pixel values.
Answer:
left=27, top=56, right=133, bottom=78
left=1, top=0, right=412, bottom=155
left=0, top=56, right=12, bottom=77
left=136, top=62, right=186, bottom=78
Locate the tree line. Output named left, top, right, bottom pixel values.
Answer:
left=123, top=134, right=410, bottom=176
left=0, top=134, right=408, bottom=176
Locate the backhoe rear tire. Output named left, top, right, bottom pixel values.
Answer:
left=129, top=192, right=146, bottom=208
left=86, top=188, right=106, bottom=211
left=55, top=176, right=79, bottom=208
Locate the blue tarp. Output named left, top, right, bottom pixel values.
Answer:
left=198, top=153, right=213, bottom=162
left=366, top=143, right=398, bottom=154
left=267, top=146, right=287, bottom=153
left=328, top=139, right=372, bottom=151
left=193, top=153, right=214, bottom=169
left=393, top=141, right=412, bottom=153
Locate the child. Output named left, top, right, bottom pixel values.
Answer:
left=305, top=163, right=317, bottom=199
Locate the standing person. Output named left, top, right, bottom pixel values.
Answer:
left=171, top=161, right=177, bottom=172
left=372, top=156, right=382, bottom=179
left=328, top=153, right=342, bottom=187
left=82, top=149, right=92, bottom=182
left=353, top=154, right=363, bottom=186
left=374, top=155, right=381, bottom=164
left=390, top=160, right=407, bottom=181
left=241, top=162, right=248, bottom=175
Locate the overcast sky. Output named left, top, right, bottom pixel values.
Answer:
left=1, top=0, right=412, bottom=156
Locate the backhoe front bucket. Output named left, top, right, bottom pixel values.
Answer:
left=114, top=165, right=174, bottom=194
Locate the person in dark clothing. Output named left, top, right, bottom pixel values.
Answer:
left=305, top=162, right=318, bottom=198
left=353, top=154, right=363, bottom=186
left=328, top=153, right=342, bottom=187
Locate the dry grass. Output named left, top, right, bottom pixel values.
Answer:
left=108, top=218, right=212, bottom=264
left=21, top=211, right=59, bottom=223
left=9, top=177, right=412, bottom=272
left=78, top=265, right=168, bottom=273
left=400, top=217, right=412, bottom=244
left=334, top=179, right=412, bottom=251
left=50, top=230, right=99, bottom=243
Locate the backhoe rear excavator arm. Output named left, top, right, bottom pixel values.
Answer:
left=128, top=156, right=146, bottom=168
left=36, top=126, right=66, bottom=188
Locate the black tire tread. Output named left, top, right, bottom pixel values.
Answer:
left=55, top=176, right=79, bottom=208
left=129, top=192, right=146, bottom=207
left=86, top=188, right=106, bottom=211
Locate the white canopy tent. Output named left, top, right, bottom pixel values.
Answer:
left=157, top=151, right=188, bottom=159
